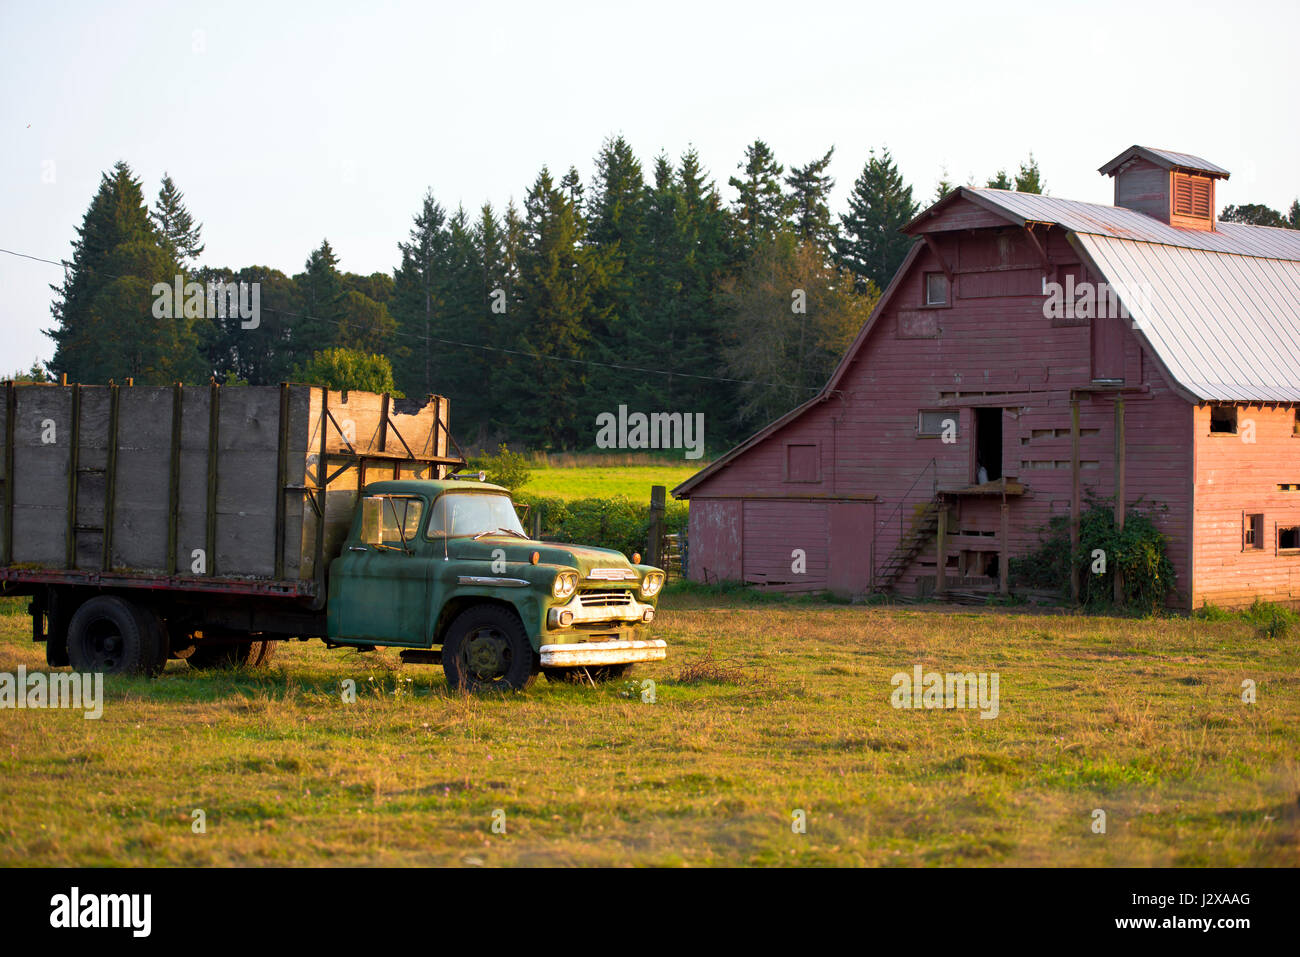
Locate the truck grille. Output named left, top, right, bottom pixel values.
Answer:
left=578, top=589, right=635, bottom=608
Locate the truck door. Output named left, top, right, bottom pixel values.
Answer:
left=328, top=495, right=431, bottom=645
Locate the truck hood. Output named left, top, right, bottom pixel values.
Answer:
left=446, top=538, right=638, bottom=578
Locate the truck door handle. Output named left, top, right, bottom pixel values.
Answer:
left=349, top=545, right=369, bottom=552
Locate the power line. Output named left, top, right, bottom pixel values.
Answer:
left=0, top=244, right=824, bottom=395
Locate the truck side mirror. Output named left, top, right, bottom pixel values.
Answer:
left=360, top=496, right=384, bottom=546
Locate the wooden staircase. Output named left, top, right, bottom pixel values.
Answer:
left=875, top=497, right=942, bottom=592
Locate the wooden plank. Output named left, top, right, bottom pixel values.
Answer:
left=205, top=382, right=220, bottom=576
left=1114, top=396, right=1126, bottom=604
left=1070, top=398, right=1080, bottom=602
left=3, top=381, right=13, bottom=565
left=167, top=384, right=182, bottom=575
left=102, top=385, right=119, bottom=572
left=935, top=502, right=947, bottom=596
left=999, top=501, right=1009, bottom=595
left=274, top=383, right=289, bottom=580
left=65, top=386, right=80, bottom=568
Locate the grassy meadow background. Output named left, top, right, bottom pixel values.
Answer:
left=0, top=585, right=1296, bottom=867
left=513, top=452, right=703, bottom=502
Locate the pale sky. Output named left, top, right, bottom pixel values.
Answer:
left=2, top=0, right=1297, bottom=372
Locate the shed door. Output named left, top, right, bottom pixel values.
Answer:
left=742, top=501, right=828, bottom=588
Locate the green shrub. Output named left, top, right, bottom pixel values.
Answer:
left=1011, top=496, right=1175, bottom=614
left=1196, top=601, right=1235, bottom=621
left=468, top=443, right=532, bottom=493
left=513, top=492, right=688, bottom=560
left=1243, top=598, right=1296, bottom=639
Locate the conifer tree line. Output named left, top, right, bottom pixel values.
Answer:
left=39, top=141, right=1202, bottom=452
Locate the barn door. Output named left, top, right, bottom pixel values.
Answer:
left=741, top=501, right=828, bottom=589
left=1091, top=311, right=1125, bottom=383
left=828, top=501, right=873, bottom=596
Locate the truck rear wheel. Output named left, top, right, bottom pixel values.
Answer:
left=441, top=605, right=536, bottom=692
left=187, top=638, right=277, bottom=670
left=66, top=596, right=162, bottom=677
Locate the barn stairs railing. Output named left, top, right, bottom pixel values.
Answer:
left=871, top=459, right=938, bottom=593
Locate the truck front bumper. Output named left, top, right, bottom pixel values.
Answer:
left=538, top=638, right=668, bottom=667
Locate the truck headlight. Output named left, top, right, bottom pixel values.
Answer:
left=552, top=571, right=578, bottom=600
left=640, top=571, right=665, bottom=598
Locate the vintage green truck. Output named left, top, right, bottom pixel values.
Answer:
left=0, top=381, right=666, bottom=690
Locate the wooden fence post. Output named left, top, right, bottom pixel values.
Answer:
left=648, top=485, right=666, bottom=567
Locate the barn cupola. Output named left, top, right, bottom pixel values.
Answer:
left=1098, top=146, right=1230, bottom=231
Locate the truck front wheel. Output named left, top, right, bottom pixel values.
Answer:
left=441, top=605, right=536, bottom=692
left=66, top=596, right=162, bottom=677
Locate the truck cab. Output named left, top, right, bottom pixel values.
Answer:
left=326, top=477, right=667, bottom=690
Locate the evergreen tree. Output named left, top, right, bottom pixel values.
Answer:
left=293, top=239, right=347, bottom=357
left=678, top=148, right=741, bottom=443
left=986, top=169, right=1013, bottom=189
left=48, top=161, right=204, bottom=385
left=835, top=148, right=918, bottom=293
left=587, top=136, right=647, bottom=406
left=729, top=139, right=790, bottom=252
left=508, top=166, right=610, bottom=447
left=151, top=174, right=204, bottom=265
left=1220, top=202, right=1289, bottom=227
left=391, top=194, right=452, bottom=396
left=1290, top=200, right=1300, bottom=229
left=935, top=166, right=956, bottom=202
left=1014, top=153, right=1046, bottom=194
left=786, top=147, right=836, bottom=252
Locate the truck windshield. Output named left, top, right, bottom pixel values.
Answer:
left=425, top=492, right=527, bottom=540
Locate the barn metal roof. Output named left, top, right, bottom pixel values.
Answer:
left=963, top=188, right=1300, bottom=259
left=1071, top=233, right=1300, bottom=402
left=1098, top=145, right=1231, bottom=178
left=963, top=187, right=1300, bottom=402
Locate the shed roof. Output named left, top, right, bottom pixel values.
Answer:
left=1098, top=145, right=1231, bottom=178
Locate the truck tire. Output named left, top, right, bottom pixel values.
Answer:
left=544, top=663, right=633, bottom=684
left=66, top=596, right=162, bottom=677
left=441, top=605, right=536, bottom=692
left=187, top=639, right=277, bottom=670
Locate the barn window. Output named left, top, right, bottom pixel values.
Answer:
left=1244, top=513, right=1263, bottom=549
left=1210, top=406, right=1237, bottom=434
left=785, top=442, right=820, bottom=483
left=925, top=272, right=949, bottom=305
left=1279, top=526, right=1300, bottom=552
left=1172, top=173, right=1213, bottom=219
left=1294, top=408, right=1299, bottom=435
left=918, top=410, right=957, bottom=437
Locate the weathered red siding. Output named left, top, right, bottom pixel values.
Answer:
left=1192, top=405, right=1300, bottom=608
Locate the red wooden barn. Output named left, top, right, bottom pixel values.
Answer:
left=673, top=146, right=1300, bottom=610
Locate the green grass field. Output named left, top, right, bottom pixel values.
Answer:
left=519, top=461, right=704, bottom=501
left=0, top=590, right=1296, bottom=866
